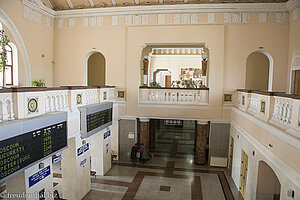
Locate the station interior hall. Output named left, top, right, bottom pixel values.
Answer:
left=0, top=0, right=300, bottom=200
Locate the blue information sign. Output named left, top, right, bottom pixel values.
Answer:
left=104, top=130, right=111, bottom=139
left=77, top=143, right=89, bottom=156
left=28, top=165, right=51, bottom=187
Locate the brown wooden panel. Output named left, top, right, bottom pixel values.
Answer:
left=93, top=0, right=113, bottom=7
left=116, top=0, right=135, bottom=6
left=71, top=0, right=91, bottom=8
left=139, top=0, right=159, bottom=5
left=50, top=0, right=70, bottom=9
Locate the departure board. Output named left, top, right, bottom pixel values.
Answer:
left=79, top=102, right=113, bottom=138
left=0, top=112, right=67, bottom=182
left=87, top=108, right=112, bottom=132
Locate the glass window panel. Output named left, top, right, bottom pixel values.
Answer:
left=5, top=45, right=11, bottom=51
left=5, top=66, right=12, bottom=85
left=6, top=52, right=12, bottom=65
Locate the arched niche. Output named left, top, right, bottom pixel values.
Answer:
left=289, top=55, right=300, bottom=94
left=245, top=51, right=273, bottom=91
left=84, top=51, right=106, bottom=86
left=256, top=160, right=281, bottom=200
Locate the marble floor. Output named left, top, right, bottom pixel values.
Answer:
left=83, top=120, right=244, bottom=200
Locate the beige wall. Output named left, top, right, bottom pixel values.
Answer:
left=52, top=22, right=290, bottom=118
left=0, top=0, right=54, bottom=86
left=53, top=26, right=126, bottom=87
left=288, top=7, right=300, bottom=92
left=223, top=24, right=289, bottom=92
left=88, top=52, right=105, bottom=86
left=245, top=52, right=269, bottom=91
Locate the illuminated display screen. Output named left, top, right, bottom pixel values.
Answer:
left=0, top=113, right=67, bottom=182
left=79, top=102, right=113, bottom=138
left=87, top=108, right=112, bottom=132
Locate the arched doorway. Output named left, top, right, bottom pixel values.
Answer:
left=245, top=51, right=273, bottom=91
left=256, top=161, right=281, bottom=200
left=153, top=69, right=171, bottom=87
left=86, top=52, right=106, bottom=86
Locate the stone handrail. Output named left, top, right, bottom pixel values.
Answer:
left=0, top=86, right=115, bottom=121
left=139, top=86, right=209, bottom=105
left=235, top=89, right=300, bottom=134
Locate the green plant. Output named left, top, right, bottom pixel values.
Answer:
left=171, top=79, right=204, bottom=88
left=0, top=30, right=10, bottom=86
left=149, top=81, right=161, bottom=87
left=31, top=78, right=46, bottom=87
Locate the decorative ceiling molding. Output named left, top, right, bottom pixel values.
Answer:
left=46, top=0, right=54, bottom=8
left=287, top=0, right=300, bottom=11
left=66, top=0, right=74, bottom=9
left=54, top=3, right=288, bottom=18
left=22, top=0, right=299, bottom=20
left=88, top=0, right=95, bottom=7
left=22, top=0, right=55, bottom=18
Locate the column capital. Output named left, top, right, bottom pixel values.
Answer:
left=197, top=120, right=208, bottom=125
left=139, top=117, right=150, bottom=122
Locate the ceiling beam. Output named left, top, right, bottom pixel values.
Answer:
left=111, top=0, right=117, bottom=6
left=88, top=0, right=95, bottom=7
left=65, top=0, right=74, bottom=8
left=47, top=0, right=54, bottom=8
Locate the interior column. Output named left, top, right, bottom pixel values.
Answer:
left=195, top=121, right=208, bottom=165
left=139, top=118, right=150, bottom=157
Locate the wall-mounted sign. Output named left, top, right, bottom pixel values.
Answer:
left=164, top=119, right=183, bottom=126
left=77, top=94, right=82, bottom=105
left=53, top=155, right=62, bottom=164
left=28, top=165, right=51, bottom=187
left=128, top=132, right=134, bottom=139
left=80, top=158, right=87, bottom=166
left=0, top=112, right=67, bottom=182
left=77, top=143, right=89, bottom=157
left=28, top=98, right=38, bottom=113
left=104, top=130, right=111, bottom=140
left=79, top=102, right=113, bottom=138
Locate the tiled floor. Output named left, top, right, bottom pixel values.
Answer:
left=83, top=120, right=244, bottom=200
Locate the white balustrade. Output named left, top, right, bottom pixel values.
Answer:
left=0, top=92, right=15, bottom=122
left=248, top=94, right=259, bottom=114
left=86, top=89, right=99, bottom=105
left=139, top=87, right=209, bottom=105
left=271, top=97, right=293, bottom=127
left=45, top=90, right=69, bottom=113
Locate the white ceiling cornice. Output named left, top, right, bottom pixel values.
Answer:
left=54, top=3, right=288, bottom=18
left=22, top=0, right=299, bottom=19
left=22, top=0, right=55, bottom=18
left=287, top=0, right=300, bottom=11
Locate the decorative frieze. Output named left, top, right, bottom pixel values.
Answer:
left=142, top=15, right=148, bottom=25
left=158, top=14, right=165, bottom=24
left=89, top=17, right=97, bottom=26
left=292, top=8, right=298, bottom=21
left=112, top=16, right=118, bottom=25
left=207, top=13, right=214, bottom=24
left=57, top=19, right=64, bottom=28
left=69, top=18, right=75, bottom=27
left=126, top=15, right=133, bottom=25
left=97, top=16, right=103, bottom=26
left=259, top=13, right=267, bottom=23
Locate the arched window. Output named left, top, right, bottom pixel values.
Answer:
left=4, top=44, right=13, bottom=85
left=0, top=42, right=18, bottom=86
